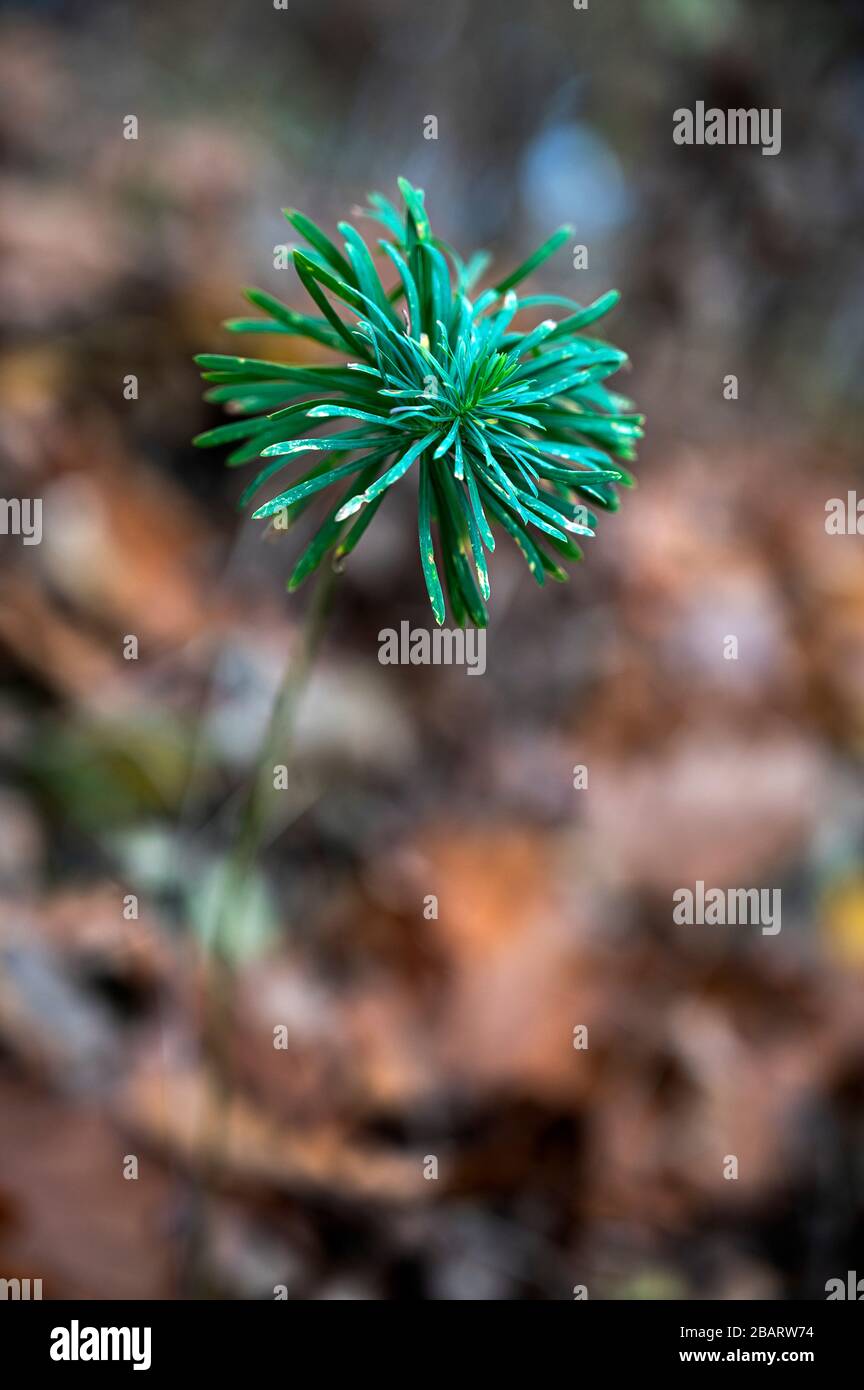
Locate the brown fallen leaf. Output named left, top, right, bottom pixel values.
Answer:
left=0, top=573, right=124, bottom=703
left=0, top=1076, right=177, bottom=1299
left=117, top=1055, right=428, bottom=1204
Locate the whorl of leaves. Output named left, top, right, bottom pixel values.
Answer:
left=194, top=177, right=642, bottom=627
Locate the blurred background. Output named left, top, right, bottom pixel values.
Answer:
left=1, top=0, right=863, bottom=1300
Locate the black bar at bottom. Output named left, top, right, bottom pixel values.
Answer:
left=0, top=1298, right=860, bottom=1374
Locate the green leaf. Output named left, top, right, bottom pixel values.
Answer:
left=420, top=241, right=455, bottom=349
left=293, top=253, right=365, bottom=357
left=240, top=287, right=345, bottom=350
left=492, top=225, right=572, bottom=296
left=306, top=404, right=396, bottom=428
left=480, top=485, right=547, bottom=586
left=379, top=242, right=422, bottom=339
left=465, top=461, right=495, bottom=551
left=283, top=208, right=356, bottom=285
left=239, top=448, right=340, bottom=509
left=333, top=489, right=387, bottom=563
left=227, top=424, right=307, bottom=467
left=533, top=542, right=570, bottom=582
left=359, top=191, right=405, bottom=242
left=195, top=353, right=310, bottom=380
left=418, top=456, right=445, bottom=625
left=546, top=289, right=621, bottom=341
left=398, top=177, right=431, bottom=244
left=432, top=466, right=488, bottom=627
left=193, top=417, right=279, bottom=448
left=223, top=317, right=292, bottom=335
left=339, top=222, right=398, bottom=323
left=252, top=455, right=379, bottom=519
left=335, top=430, right=438, bottom=520
left=286, top=461, right=380, bottom=591
left=572, top=479, right=621, bottom=511
left=261, top=430, right=387, bottom=458
left=450, top=470, right=491, bottom=599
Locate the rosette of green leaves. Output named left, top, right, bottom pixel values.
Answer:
left=194, top=178, right=642, bottom=627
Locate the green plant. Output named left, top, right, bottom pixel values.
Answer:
left=194, top=178, right=642, bottom=627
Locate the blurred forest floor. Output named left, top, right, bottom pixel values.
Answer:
left=1, top=1, right=863, bottom=1299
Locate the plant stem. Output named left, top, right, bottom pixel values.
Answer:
left=232, top=562, right=339, bottom=893
left=186, top=564, right=339, bottom=1292
left=207, top=558, right=339, bottom=1055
